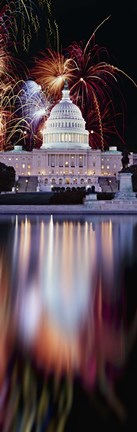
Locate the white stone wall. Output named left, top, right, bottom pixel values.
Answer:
left=101, top=151, right=133, bottom=176
left=0, top=146, right=134, bottom=182
left=101, top=151, right=122, bottom=175
left=87, top=149, right=101, bottom=176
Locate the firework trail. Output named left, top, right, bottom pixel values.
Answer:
left=32, top=16, right=137, bottom=150
left=0, top=1, right=59, bottom=150
left=0, top=74, right=47, bottom=151
left=0, top=38, right=16, bottom=150
left=0, top=33, right=29, bottom=150
left=0, top=82, right=26, bottom=150
left=0, top=2, right=27, bottom=149
left=66, top=16, right=136, bottom=150
left=0, top=0, right=59, bottom=54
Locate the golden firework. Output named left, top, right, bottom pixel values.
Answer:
left=32, top=49, right=76, bottom=98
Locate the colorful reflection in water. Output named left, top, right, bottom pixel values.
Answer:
left=0, top=215, right=137, bottom=430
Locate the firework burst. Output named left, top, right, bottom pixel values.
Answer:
left=0, top=82, right=27, bottom=150
left=32, top=49, right=75, bottom=99
left=33, top=16, right=137, bottom=150
left=16, top=79, right=50, bottom=149
left=0, top=31, right=29, bottom=150
left=66, top=16, right=137, bottom=150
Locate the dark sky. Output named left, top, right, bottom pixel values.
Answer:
left=54, top=0, right=137, bottom=80
left=54, top=0, right=137, bottom=150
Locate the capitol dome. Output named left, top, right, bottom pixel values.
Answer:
left=42, top=81, right=89, bottom=149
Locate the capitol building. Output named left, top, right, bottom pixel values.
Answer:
left=0, top=82, right=134, bottom=191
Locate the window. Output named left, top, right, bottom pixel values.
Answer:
left=51, top=155, right=55, bottom=167
left=22, top=164, right=25, bottom=168
left=79, top=156, right=83, bottom=167
left=51, top=178, right=56, bottom=185
left=71, top=161, right=75, bottom=167
left=45, top=178, right=48, bottom=184
left=59, top=155, right=63, bottom=167
left=107, top=165, right=109, bottom=169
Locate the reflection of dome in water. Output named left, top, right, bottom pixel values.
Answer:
left=42, top=81, right=89, bottom=149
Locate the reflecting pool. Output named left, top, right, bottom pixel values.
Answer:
left=0, top=214, right=137, bottom=430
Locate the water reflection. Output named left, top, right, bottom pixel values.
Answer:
left=0, top=215, right=137, bottom=427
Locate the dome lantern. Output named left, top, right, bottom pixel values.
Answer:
left=61, top=79, right=71, bottom=103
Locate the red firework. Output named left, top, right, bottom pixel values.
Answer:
left=32, top=16, right=137, bottom=150
left=66, top=16, right=136, bottom=150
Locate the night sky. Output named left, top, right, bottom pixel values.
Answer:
left=53, top=0, right=137, bottom=151
left=1, top=0, right=137, bottom=151
left=54, top=0, right=137, bottom=80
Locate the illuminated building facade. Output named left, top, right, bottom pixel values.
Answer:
left=0, top=83, right=133, bottom=190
